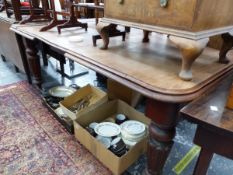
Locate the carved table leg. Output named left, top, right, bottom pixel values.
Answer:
left=145, top=99, right=180, bottom=175
left=219, top=33, right=233, bottom=64
left=15, top=34, right=32, bottom=84
left=96, top=22, right=126, bottom=50
left=24, top=38, right=42, bottom=88
left=169, top=36, right=209, bottom=81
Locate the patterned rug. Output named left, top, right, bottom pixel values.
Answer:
left=0, top=81, right=111, bottom=175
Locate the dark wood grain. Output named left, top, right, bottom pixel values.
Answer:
left=105, top=0, right=233, bottom=32
left=24, top=38, right=42, bottom=88
left=180, top=74, right=233, bottom=137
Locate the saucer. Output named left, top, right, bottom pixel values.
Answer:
left=95, top=122, right=121, bottom=137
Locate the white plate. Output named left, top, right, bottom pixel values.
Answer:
left=121, top=120, right=145, bottom=136
left=95, top=122, right=121, bottom=137
left=68, top=36, right=84, bottom=43
left=121, top=129, right=146, bottom=142
left=48, top=86, right=76, bottom=98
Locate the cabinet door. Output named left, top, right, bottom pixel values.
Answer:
left=0, top=20, right=25, bottom=72
left=142, top=0, right=196, bottom=29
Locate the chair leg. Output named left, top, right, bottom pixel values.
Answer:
left=40, top=42, right=48, bottom=66
left=1, top=55, right=6, bottom=62
left=193, top=148, right=213, bottom=175
left=60, top=61, right=65, bottom=77
left=15, top=66, right=19, bottom=73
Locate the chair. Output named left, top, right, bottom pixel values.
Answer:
left=40, top=0, right=87, bottom=34
left=74, top=0, right=104, bottom=25
left=20, top=0, right=51, bottom=24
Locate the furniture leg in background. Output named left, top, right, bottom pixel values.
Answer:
left=23, top=37, right=42, bottom=88
left=15, top=33, right=32, bottom=84
left=20, top=0, right=51, bottom=24
left=95, top=22, right=126, bottom=49
left=219, top=33, right=233, bottom=64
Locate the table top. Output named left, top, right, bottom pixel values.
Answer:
left=180, top=74, right=233, bottom=137
left=10, top=19, right=233, bottom=102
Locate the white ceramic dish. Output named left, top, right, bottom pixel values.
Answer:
left=89, top=122, right=98, bottom=130
left=121, top=129, right=146, bottom=142
left=48, top=86, right=76, bottom=98
left=122, top=137, right=137, bottom=148
left=120, top=120, right=145, bottom=136
left=68, top=36, right=84, bottom=43
left=95, top=122, right=121, bottom=137
left=96, top=135, right=112, bottom=148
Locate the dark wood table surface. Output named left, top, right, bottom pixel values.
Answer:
left=180, top=72, right=233, bottom=175
left=181, top=73, right=233, bottom=137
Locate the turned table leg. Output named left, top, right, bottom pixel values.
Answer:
left=24, top=38, right=42, bottom=88
left=145, top=99, right=180, bottom=175
left=169, top=36, right=209, bottom=81
left=219, top=33, right=233, bottom=64
left=15, top=34, right=32, bottom=84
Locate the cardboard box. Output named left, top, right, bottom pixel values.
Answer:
left=60, top=84, right=108, bottom=120
left=74, top=100, right=151, bottom=175
left=107, top=79, right=143, bottom=107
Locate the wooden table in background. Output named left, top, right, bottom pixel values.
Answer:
left=180, top=73, right=233, bottom=175
left=10, top=20, right=233, bottom=175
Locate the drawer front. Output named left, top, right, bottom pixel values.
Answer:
left=192, top=0, right=233, bottom=31
left=105, top=0, right=197, bottom=30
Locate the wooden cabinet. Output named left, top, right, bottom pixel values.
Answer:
left=105, top=0, right=233, bottom=32
left=97, top=0, right=233, bottom=81
left=0, top=13, right=25, bottom=72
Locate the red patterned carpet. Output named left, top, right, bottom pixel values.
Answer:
left=0, top=81, right=111, bottom=175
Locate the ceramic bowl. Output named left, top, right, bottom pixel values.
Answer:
left=96, top=135, right=112, bottom=149
left=89, top=122, right=98, bottom=130
left=115, top=114, right=128, bottom=125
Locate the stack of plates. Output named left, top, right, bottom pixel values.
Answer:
left=94, top=122, right=121, bottom=148
left=120, top=120, right=146, bottom=147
